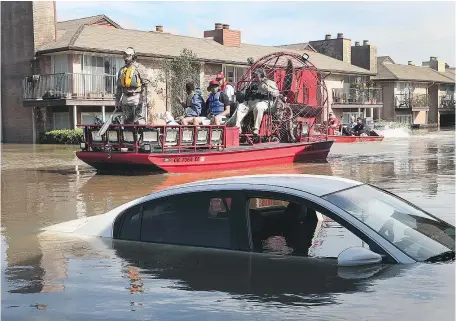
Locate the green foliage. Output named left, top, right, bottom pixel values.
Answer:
left=40, top=129, right=84, bottom=144
left=156, top=49, right=202, bottom=116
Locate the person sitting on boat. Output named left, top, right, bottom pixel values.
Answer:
left=200, top=80, right=231, bottom=125
left=216, top=73, right=235, bottom=103
left=175, top=81, right=205, bottom=125
left=115, top=47, right=153, bottom=124
left=233, top=68, right=280, bottom=135
left=351, top=117, right=365, bottom=136
left=342, top=115, right=356, bottom=136
left=327, top=112, right=340, bottom=135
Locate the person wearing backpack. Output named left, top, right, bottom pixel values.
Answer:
left=176, top=81, right=205, bottom=125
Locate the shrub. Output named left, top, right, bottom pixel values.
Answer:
left=40, top=129, right=84, bottom=144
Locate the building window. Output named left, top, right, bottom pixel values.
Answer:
left=51, top=55, right=69, bottom=74
left=395, top=115, right=412, bottom=124
left=342, top=111, right=364, bottom=124
left=53, top=112, right=70, bottom=130
left=222, top=65, right=249, bottom=87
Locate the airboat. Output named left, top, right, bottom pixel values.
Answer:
left=75, top=52, right=334, bottom=173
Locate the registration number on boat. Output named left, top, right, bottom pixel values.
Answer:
left=172, top=156, right=205, bottom=163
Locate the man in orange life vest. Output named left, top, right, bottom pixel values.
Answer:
left=215, top=73, right=235, bottom=103
left=115, top=47, right=153, bottom=124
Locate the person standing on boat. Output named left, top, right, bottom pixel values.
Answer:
left=215, top=73, right=235, bottom=103
left=233, top=68, right=279, bottom=135
left=115, top=47, right=152, bottom=124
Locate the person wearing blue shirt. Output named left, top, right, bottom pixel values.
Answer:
left=176, top=81, right=205, bottom=125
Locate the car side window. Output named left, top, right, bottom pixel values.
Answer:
left=140, top=193, right=239, bottom=250
left=116, top=205, right=142, bottom=241
left=248, top=197, right=370, bottom=258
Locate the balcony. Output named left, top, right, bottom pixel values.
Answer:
left=395, top=93, right=429, bottom=110
left=22, top=73, right=117, bottom=107
left=332, top=88, right=383, bottom=108
left=439, top=93, right=455, bottom=110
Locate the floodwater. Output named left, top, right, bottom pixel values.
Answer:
left=1, top=128, right=455, bottom=321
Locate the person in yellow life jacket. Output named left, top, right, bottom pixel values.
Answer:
left=115, top=47, right=152, bottom=124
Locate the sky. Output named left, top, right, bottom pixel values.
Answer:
left=56, top=1, right=456, bottom=66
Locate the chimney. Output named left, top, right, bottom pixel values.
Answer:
left=422, top=56, right=445, bottom=72
left=155, top=25, right=163, bottom=32
left=351, top=39, right=377, bottom=73
left=408, top=61, right=414, bottom=65
left=309, top=32, right=351, bottom=63
left=204, top=22, right=241, bottom=47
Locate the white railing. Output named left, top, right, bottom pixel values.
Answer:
left=23, top=73, right=117, bottom=100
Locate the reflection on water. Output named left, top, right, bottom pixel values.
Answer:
left=1, top=129, right=455, bottom=320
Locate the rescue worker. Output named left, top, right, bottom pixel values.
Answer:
left=234, top=68, right=279, bottom=135
left=215, top=72, right=235, bottom=103
left=115, top=47, right=152, bottom=124
left=176, top=81, right=205, bottom=125
left=204, top=80, right=231, bottom=125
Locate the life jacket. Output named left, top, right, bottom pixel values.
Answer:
left=120, top=64, right=141, bottom=89
left=208, top=91, right=225, bottom=115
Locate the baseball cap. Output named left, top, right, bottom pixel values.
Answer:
left=216, top=73, right=225, bottom=80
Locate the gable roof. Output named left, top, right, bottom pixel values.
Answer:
left=276, top=43, right=317, bottom=52
left=57, top=15, right=122, bottom=32
left=373, top=60, right=454, bottom=83
left=377, top=56, right=395, bottom=64
left=37, top=24, right=374, bottom=75
left=441, top=69, right=455, bottom=82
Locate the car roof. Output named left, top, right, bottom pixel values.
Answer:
left=159, top=174, right=363, bottom=197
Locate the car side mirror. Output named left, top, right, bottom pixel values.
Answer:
left=337, top=247, right=382, bottom=267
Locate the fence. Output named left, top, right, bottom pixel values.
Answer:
left=332, top=88, right=383, bottom=105
left=395, top=93, right=429, bottom=108
left=23, top=73, right=117, bottom=100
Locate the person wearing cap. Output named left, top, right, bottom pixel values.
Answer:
left=233, top=68, right=279, bottom=135
left=216, top=72, right=235, bottom=103
left=115, top=47, right=153, bottom=124
left=175, top=81, right=205, bottom=125
left=203, top=80, right=231, bottom=125
left=327, top=112, right=340, bottom=135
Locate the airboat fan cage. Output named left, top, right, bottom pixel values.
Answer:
left=236, top=51, right=329, bottom=121
left=235, top=52, right=330, bottom=141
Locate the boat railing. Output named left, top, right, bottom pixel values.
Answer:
left=77, top=124, right=240, bottom=154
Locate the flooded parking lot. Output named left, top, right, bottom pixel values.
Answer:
left=1, top=129, right=455, bottom=320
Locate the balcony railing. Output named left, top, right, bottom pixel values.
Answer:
left=332, top=88, right=383, bottom=105
left=22, top=73, right=117, bottom=100
left=395, top=93, right=429, bottom=108
left=439, top=93, right=455, bottom=109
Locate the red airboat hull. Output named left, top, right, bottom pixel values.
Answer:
left=76, top=140, right=333, bottom=173
left=315, top=135, right=384, bottom=143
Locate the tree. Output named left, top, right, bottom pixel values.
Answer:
left=157, top=49, right=202, bottom=116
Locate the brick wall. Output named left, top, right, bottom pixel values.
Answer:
left=1, top=1, right=56, bottom=143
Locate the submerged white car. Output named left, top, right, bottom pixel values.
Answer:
left=42, top=174, right=455, bottom=266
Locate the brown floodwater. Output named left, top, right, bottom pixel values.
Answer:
left=1, top=128, right=455, bottom=321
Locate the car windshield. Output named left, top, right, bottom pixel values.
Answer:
left=322, top=184, right=455, bottom=262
